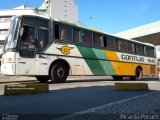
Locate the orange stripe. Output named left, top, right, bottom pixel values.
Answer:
left=105, top=50, right=154, bottom=76
left=105, top=51, right=119, bottom=61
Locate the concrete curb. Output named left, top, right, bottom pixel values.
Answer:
left=114, top=82, right=149, bottom=91
left=4, top=83, right=49, bottom=95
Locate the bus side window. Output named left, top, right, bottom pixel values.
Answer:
left=73, top=29, right=81, bottom=43
left=55, top=24, right=59, bottom=39
left=137, top=44, right=143, bottom=55
left=107, top=36, right=115, bottom=50
left=128, top=42, right=134, bottom=54
left=82, top=30, right=92, bottom=45
left=60, top=25, right=72, bottom=41
left=150, top=48, right=156, bottom=57
left=103, top=36, right=107, bottom=48
left=142, top=46, right=145, bottom=55
left=37, top=28, right=49, bottom=52
left=19, top=25, right=36, bottom=58
left=115, top=39, right=120, bottom=51
left=120, top=40, right=128, bottom=52
left=93, top=34, right=103, bottom=47
left=132, top=44, right=136, bottom=54
left=144, top=46, right=146, bottom=55
left=134, top=44, right=138, bottom=54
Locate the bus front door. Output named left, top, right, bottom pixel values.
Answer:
left=16, top=26, right=36, bottom=75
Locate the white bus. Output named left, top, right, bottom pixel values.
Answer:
left=1, top=15, right=157, bottom=82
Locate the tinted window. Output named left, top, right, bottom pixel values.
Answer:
left=19, top=26, right=36, bottom=58
left=145, top=47, right=155, bottom=57
left=136, top=44, right=144, bottom=55
left=150, top=48, right=156, bottom=57
left=23, top=17, right=48, bottom=29
left=115, top=39, right=120, bottom=51
left=93, top=34, right=103, bottom=47
left=60, top=25, right=72, bottom=41
left=82, top=31, right=92, bottom=45
left=107, top=36, right=115, bottom=49
left=55, top=24, right=59, bottom=39
left=128, top=42, right=134, bottom=53
left=73, top=29, right=81, bottom=43
left=120, top=40, right=128, bottom=52
left=37, top=28, right=49, bottom=52
left=103, top=36, right=107, bottom=48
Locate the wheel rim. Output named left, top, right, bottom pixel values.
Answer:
left=57, top=68, right=65, bottom=78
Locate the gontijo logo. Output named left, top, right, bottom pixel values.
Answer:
left=57, top=46, right=74, bottom=55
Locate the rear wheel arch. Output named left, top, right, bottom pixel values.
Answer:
left=136, top=66, right=143, bottom=72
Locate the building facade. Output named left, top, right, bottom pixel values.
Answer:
left=40, top=0, right=78, bottom=24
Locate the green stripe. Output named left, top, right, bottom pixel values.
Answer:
left=77, top=46, right=106, bottom=75
left=77, top=46, right=115, bottom=75
left=92, top=49, right=115, bottom=75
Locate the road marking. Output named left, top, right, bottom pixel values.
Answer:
left=56, top=91, right=157, bottom=120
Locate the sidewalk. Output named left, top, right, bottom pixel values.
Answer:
left=57, top=91, right=160, bottom=120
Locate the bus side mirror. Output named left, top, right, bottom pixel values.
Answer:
left=20, top=27, right=24, bottom=37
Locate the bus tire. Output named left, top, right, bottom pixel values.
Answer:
left=135, top=68, right=143, bottom=80
left=50, top=62, right=69, bottom=83
left=112, top=76, right=123, bottom=81
left=36, top=76, right=49, bottom=83
left=130, top=68, right=143, bottom=80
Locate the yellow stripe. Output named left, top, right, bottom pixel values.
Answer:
left=105, top=51, right=119, bottom=61
left=105, top=50, right=155, bottom=76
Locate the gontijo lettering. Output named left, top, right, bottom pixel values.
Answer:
left=121, top=54, right=144, bottom=62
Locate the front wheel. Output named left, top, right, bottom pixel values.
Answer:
left=50, top=62, right=69, bottom=83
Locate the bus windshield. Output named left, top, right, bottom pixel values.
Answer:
left=5, top=17, right=20, bottom=50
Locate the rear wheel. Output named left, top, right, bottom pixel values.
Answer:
left=135, top=68, right=143, bottom=80
left=112, top=76, right=123, bottom=81
left=50, top=62, right=69, bottom=83
left=36, top=76, right=49, bottom=83
left=130, top=68, right=143, bottom=80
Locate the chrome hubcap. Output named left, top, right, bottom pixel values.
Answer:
left=57, top=68, right=64, bottom=77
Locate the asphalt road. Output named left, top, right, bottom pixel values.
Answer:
left=0, top=76, right=159, bottom=120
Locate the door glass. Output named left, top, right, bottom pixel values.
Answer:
left=19, top=26, right=36, bottom=58
left=37, top=28, right=49, bottom=52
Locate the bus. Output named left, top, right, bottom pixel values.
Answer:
left=1, top=15, right=157, bottom=83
